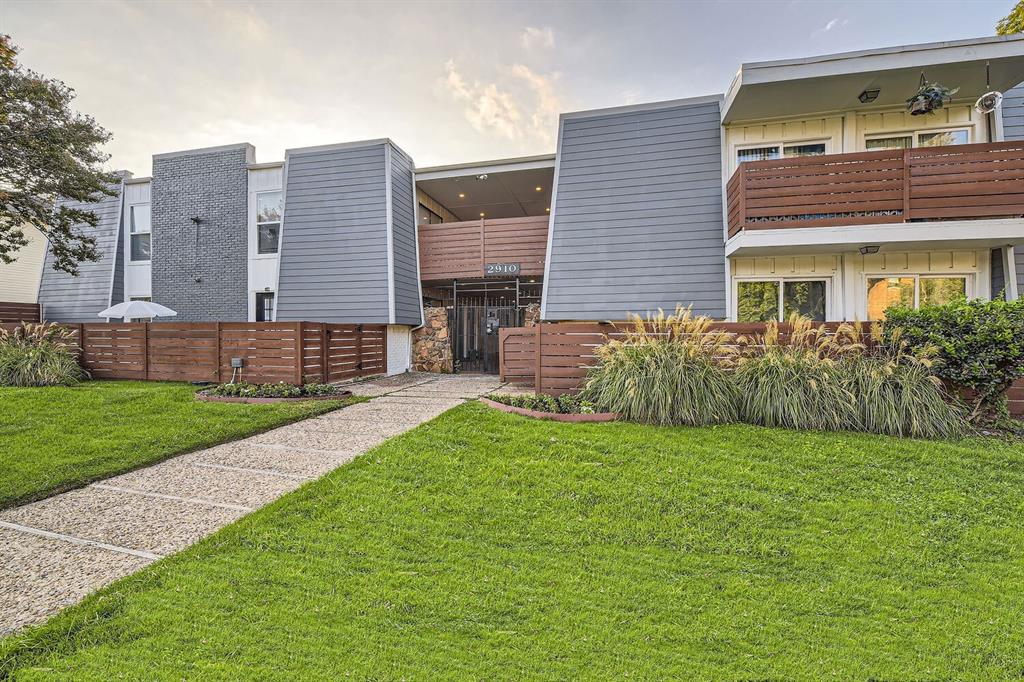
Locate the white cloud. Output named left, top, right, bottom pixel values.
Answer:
left=521, top=26, right=555, bottom=50
left=441, top=60, right=564, bottom=147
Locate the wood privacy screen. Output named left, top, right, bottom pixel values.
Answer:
left=497, top=321, right=1024, bottom=417
left=727, top=141, right=1024, bottom=238
left=6, top=322, right=386, bottom=385
left=417, top=215, right=549, bottom=280
left=0, top=302, right=41, bottom=324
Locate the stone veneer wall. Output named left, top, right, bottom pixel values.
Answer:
left=412, top=306, right=452, bottom=373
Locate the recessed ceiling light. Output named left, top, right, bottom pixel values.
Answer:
left=458, top=192, right=465, bottom=198
left=535, top=186, right=542, bottom=192
left=479, top=212, right=486, bottom=217
left=545, top=207, right=550, bottom=212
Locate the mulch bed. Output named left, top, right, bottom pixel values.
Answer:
left=479, top=397, right=618, bottom=422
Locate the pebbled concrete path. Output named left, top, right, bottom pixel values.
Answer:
left=0, top=373, right=501, bottom=635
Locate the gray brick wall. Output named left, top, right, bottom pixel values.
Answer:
left=151, top=144, right=252, bottom=321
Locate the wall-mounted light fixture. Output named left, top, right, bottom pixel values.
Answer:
left=858, top=89, right=880, bottom=104
left=859, top=245, right=881, bottom=255
left=190, top=216, right=203, bottom=225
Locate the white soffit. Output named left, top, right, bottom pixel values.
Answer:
left=723, top=34, right=1024, bottom=123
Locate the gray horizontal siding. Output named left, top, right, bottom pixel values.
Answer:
left=542, top=99, right=726, bottom=321
left=275, top=143, right=391, bottom=323
left=38, top=182, right=124, bottom=322
left=389, top=144, right=422, bottom=326
left=991, top=248, right=1006, bottom=300
left=1003, top=83, right=1024, bottom=142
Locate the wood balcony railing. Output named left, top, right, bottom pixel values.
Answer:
left=727, top=141, right=1024, bottom=238
left=418, top=215, right=549, bottom=281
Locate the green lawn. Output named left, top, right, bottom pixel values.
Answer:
left=2, top=403, right=1024, bottom=679
left=0, top=381, right=357, bottom=509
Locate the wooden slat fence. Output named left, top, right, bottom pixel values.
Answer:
left=499, top=321, right=1024, bottom=417
left=0, top=321, right=387, bottom=385
left=0, top=302, right=41, bottom=324
left=418, top=215, right=549, bottom=280
left=727, top=141, right=1024, bottom=237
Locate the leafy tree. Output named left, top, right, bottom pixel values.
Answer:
left=0, top=34, right=119, bottom=275
left=997, top=0, right=1024, bottom=35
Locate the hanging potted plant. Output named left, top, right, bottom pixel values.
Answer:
left=907, top=75, right=959, bottom=116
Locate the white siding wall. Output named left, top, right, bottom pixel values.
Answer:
left=247, top=165, right=283, bottom=321
left=0, top=225, right=46, bottom=303
left=386, top=324, right=411, bottom=375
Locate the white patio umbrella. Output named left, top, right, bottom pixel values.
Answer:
left=97, top=300, right=177, bottom=319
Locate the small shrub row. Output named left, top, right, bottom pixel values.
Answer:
left=0, top=323, right=87, bottom=387
left=579, top=308, right=968, bottom=439
left=485, top=392, right=597, bottom=415
left=206, top=381, right=345, bottom=399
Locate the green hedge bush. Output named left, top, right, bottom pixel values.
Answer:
left=0, top=323, right=86, bottom=387
left=485, top=393, right=597, bottom=414
left=207, top=382, right=344, bottom=398
left=883, top=297, right=1024, bottom=421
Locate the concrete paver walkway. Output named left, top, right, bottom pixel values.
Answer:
left=0, top=373, right=501, bottom=635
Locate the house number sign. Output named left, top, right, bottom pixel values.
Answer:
left=484, top=263, right=521, bottom=276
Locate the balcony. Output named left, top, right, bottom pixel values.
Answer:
left=726, top=141, right=1024, bottom=239
left=417, top=215, right=549, bottom=282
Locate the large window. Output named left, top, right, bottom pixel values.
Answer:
left=737, top=279, right=827, bottom=323
left=865, top=128, right=970, bottom=151
left=129, top=204, right=151, bottom=261
left=866, top=275, right=968, bottom=320
left=256, top=191, right=282, bottom=254
left=736, top=141, right=826, bottom=165
left=256, top=292, right=275, bottom=322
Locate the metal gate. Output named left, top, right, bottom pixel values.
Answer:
left=451, top=303, right=521, bottom=373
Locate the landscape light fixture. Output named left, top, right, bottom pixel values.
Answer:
left=858, top=88, right=880, bottom=104
left=859, top=245, right=881, bottom=255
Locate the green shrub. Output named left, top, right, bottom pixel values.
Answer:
left=734, top=318, right=857, bottom=431
left=0, top=323, right=86, bottom=387
left=484, top=393, right=597, bottom=414
left=882, top=297, right=1024, bottom=422
left=207, top=382, right=345, bottom=399
left=581, top=307, right=738, bottom=426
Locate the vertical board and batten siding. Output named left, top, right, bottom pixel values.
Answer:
left=542, top=98, right=727, bottom=321
left=389, top=144, right=424, bottom=325
left=38, top=180, right=125, bottom=322
left=276, top=142, right=391, bottom=323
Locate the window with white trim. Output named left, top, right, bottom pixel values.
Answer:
left=736, top=141, right=827, bottom=165
left=129, top=204, right=151, bottom=262
left=736, top=278, right=828, bottom=323
left=865, top=275, right=969, bottom=320
left=864, top=128, right=970, bottom=151
left=256, top=191, right=282, bottom=254
left=255, top=292, right=275, bottom=322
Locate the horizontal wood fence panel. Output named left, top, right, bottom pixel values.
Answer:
left=419, top=215, right=549, bottom=280
left=727, top=141, right=1024, bottom=237
left=2, top=321, right=388, bottom=386
left=0, top=302, right=42, bottom=324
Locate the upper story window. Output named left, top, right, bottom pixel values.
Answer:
left=865, top=128, right=970, bottom=151
left=736, top=142, right=826, bottom=165
left=257, top=191, right=282, bottom=255
left=129, top=204, right=151, bottom=262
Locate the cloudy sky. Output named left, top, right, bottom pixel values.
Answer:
left=3, top=0, right=1015, bottom=174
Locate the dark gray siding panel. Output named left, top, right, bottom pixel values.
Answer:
left=1017, top=246, right=1024, bottom=299
left=1002, top=83, right=1024, bottom=141
left=38, top=182, right=124, bottom=322
left=276, top=143, right=391, bottom=323
left=542, top=99, right=726, bottom=321
left=389, top=144, right=421, bottom=326
left=150, top=144, right=250, bottom=321
left=991, top=248, right=1006, bottom=300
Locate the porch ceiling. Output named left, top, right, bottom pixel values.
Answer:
left=723, top=35, right=1024, bottom=124
left=416, top=161, right=554, bottom=221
